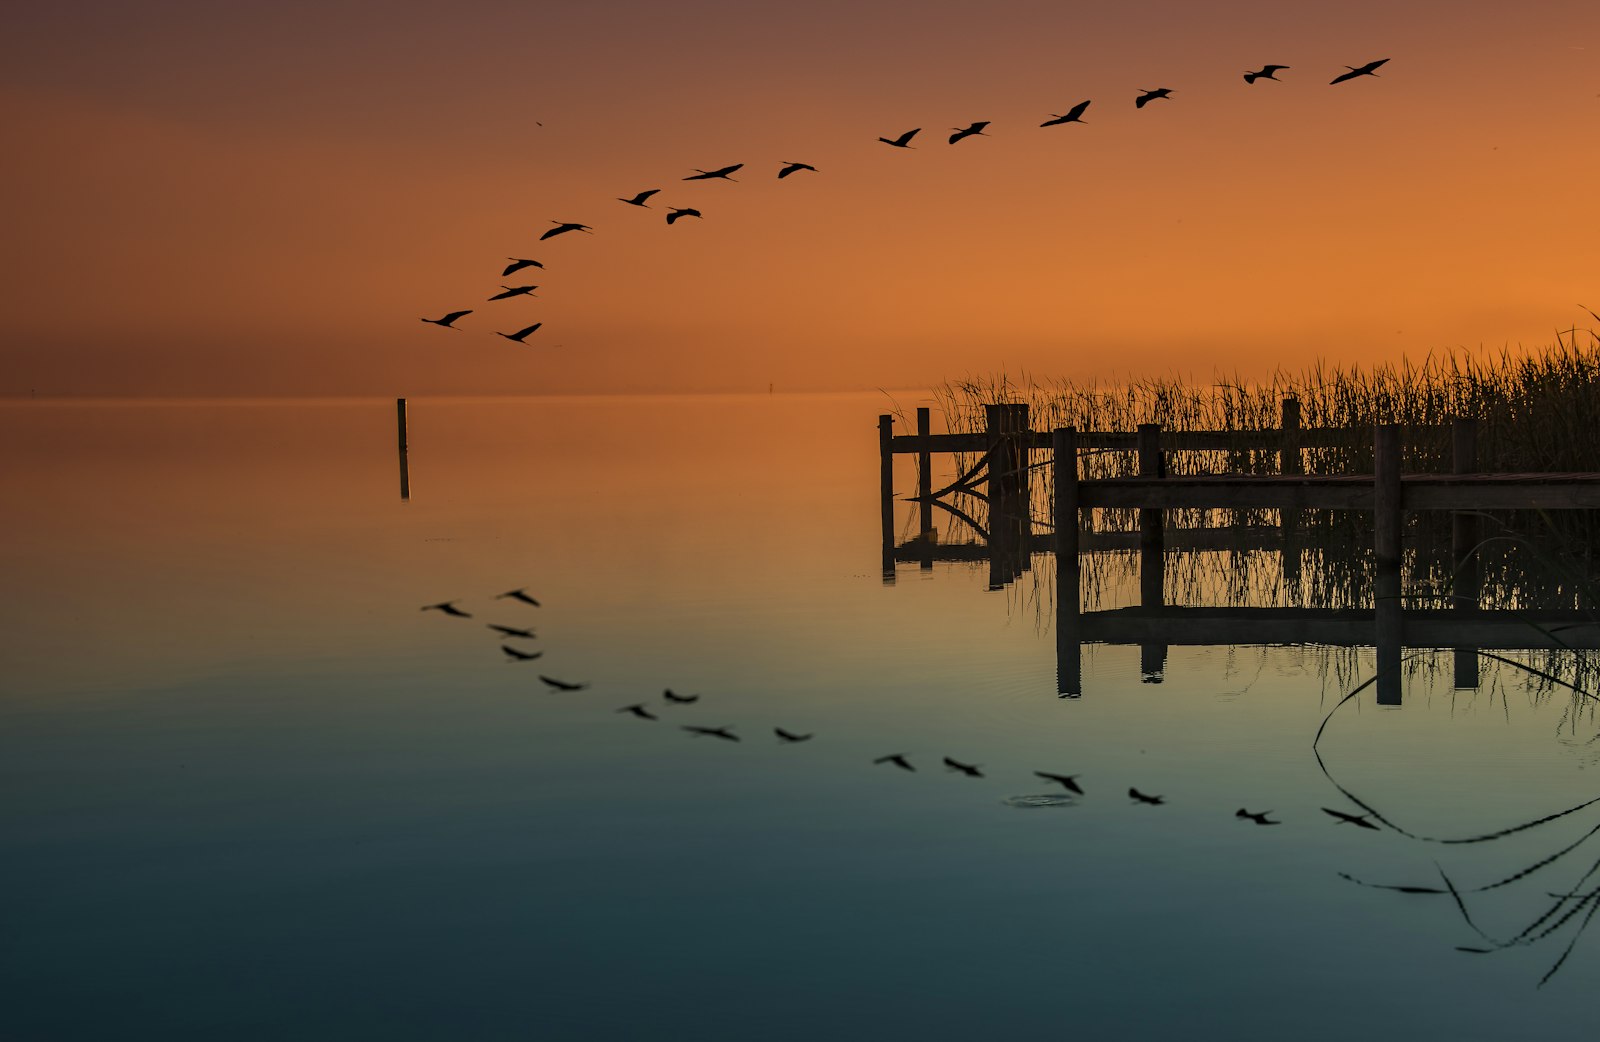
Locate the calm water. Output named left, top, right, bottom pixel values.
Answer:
left=3, top=394, right=1598, bottom=1040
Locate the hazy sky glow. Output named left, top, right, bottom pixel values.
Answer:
left=4, top=1, right=1597, bottom=395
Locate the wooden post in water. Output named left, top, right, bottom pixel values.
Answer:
left=1452, top=416, right=1480, bottom=688
left=1054, top=426, right=1082, bottom=697
left=1137, top=423, right=1166, bottom=682
left=1279, top=396, right=1301, bottom=585
left=879, top=414, right=895, bottom=583
left=1374, top=423, right=1403, bottom=705
left=397, top=397, right=410, bottom=501
left=984, top=405, right=1007, bottom=590
left=1014, top=404, right=1032, bottom=578
left=917, top=407, right=934, bottom=571
left=1137, top=423, right=1165, bottom=609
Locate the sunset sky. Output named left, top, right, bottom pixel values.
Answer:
left=4, top=0, right=1597, bottom=396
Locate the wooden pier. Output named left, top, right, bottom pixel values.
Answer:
left=878, top=404, right=1600, bottom=701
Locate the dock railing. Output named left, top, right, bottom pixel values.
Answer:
left=877, top=402, right=1600, bottom=701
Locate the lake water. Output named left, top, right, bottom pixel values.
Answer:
left=3, top=393, right=1598, bottom=1040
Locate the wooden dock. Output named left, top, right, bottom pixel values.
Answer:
left=878, top=403, right=1600, bottom=701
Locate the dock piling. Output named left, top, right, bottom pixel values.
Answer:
left=397, top=397, right=410, bottom=501
left=1054, top=426, right=1082, bottom=697
left=1374, top=423, right=1403, bottom=705
left=879, top=414, right=895, bottom=582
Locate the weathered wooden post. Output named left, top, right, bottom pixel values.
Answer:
left=984, top=405, right=1029, bottom=589
left=1279, top=396, right=1301, bottom=584
left=984, top=405, right=1005, bottom=589
left=1452, top=416, right=1480, bottom=688
left=916, top=407, right=934, bottom=570
left=879, top=414, right=895, bottom=583
left=1014, top=403, right=1033, bottom=578
left=1374, top=423, right=1403, bottom=705
left=1137, top=422, right=1166, bottom=681
left=1054, top=426, right=1082, bottom=697
left=397, top=397, right=410, bottom=501
left=1137, top=423, right=1165, bottom=610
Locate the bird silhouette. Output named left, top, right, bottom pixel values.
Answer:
left=1322, top=807, right=1380, bottom=829
left=683, top=725, right=739, bottom=742
left=666, top=207, right=702, bottom=225
left=496, top=323, right=543, bottom=343
left=487, top=285, right=537, bottom=301
left=501, top=258, right=544, bottom=276
left=497, top=589, right=541, bottom=607
left=1244, top=65, right=1289, bottom=84
left=878, top=128, right=920, bottom=148
left=948, top=121, right=990, bottom=144
left=1236, top=809, right=1280, bottom=825
left=421, top=600, right=471, bottom=617
left=541, top=222, right=593, bottom=240
left=774, top=728, right=813, bottom=743
left=1129, top=788, right=1166, bottom=805
left=617, top=704, right=657, bottom=720
left=487, top=624, right=536, bottom=639
left=618, top=189, right=660, bottom=207
left=1040, top=101, right=1091, bottom=126
left=1034, top=771, right=1084, bottom=795
left=943, top=756, right=984, bottom=778
left=683, top=164, right=742, bottom=181
left=539, top=675, right=589, bottom=691
left=777, top=161, right=817, bottom=179
left=873, top=754, right=915, bottom=772
left=662, top=689, right=699, bottom=704
left=501, top=644, right=543, bottom=662
left=1330, top=59, right=1389, bottom=85
left=421, top=311, right=472, bottom=329
left=1135, top=89, right=1173, bottom=109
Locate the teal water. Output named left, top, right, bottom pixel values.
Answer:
left=2, top=395, right=1597, bottom=1040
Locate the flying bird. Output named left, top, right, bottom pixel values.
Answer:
left=683, top=725, right=739, bottom=742
left=683, top=164, right=742, bottom=181
left=1236, top=809, right=1280, bottom=825
left=541, top=222, right=592, bottom=240
left=1040, top=101, right=1091, bottom=126
left=1129, top=788, right=1166, bottom=805
left=943, top=756, right=984, bottom=778
left=496, top=323, right=543, bottom=343
left=1135, top=89, right=1173, bottom=109
left=1034, top=771, right=1084, bottom=795
left=421, top=600, right=471, bottom=617
left=1322, top=807, right=1380, bottom=830
left=420, top=311, right=471, bottom=329
left=1243, top=65, right=1289, bottom=84
left=502, top=258, right=544, bottom=276
left=617, top=704, right=657, bottom=720
left=497, top=589, right=541, bottom=607
left=501, top=644, right=543, bottom=662
left=487, top=624, right=536, bottom=638
left=878, top=128, right=920, bottom=148
left=873, top=753, right=915, bottom=772
left=1330, top=59, right=1389, bottom=85
left=666, top=207, right=702, bottom=225
left=487, top=285, right=537, bottom=301
left=662, top=689, right=699, bottom=704
left=948, top=121, right=990, bottom=144
left=539, top=675, right=589, bottom=691
left=774, top=728, right=813, bottom=743
left=777, top=161, right=816, bottom=179
left=618, top=189, right=660, bottom=207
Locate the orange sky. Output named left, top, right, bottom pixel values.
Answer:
left=3, top=1, right=1597, bottom=396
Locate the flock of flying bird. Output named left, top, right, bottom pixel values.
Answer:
left=418, top=57, right=1391, bottom=342
left=421, top=590, right=1387, bottom=830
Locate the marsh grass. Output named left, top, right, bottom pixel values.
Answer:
left=920, top=334, right=1600, bottom=603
